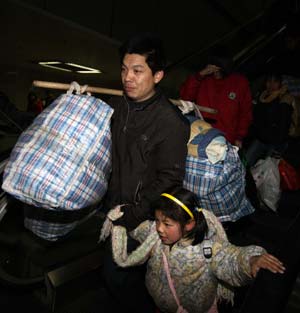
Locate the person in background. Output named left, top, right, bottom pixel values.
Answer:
left=244, top=74, right=294, bottom=167
left=27, top=91, right=43, bottom=115
left=101, top=32, right=190, bottom=313
left=44, top=90, right=56, bottom=108
left=107, top=187, right=285, bottom=313
left=180, top=47, right=252, bottom=148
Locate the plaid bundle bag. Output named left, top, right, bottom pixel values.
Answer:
left=2, top=87, right=113, bottom=211
left=183, top=144, right=254, bottom=222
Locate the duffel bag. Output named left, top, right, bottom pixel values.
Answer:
left=2, top=82, right=113, bottom=210
left=184, top=142, right=255, bottom=222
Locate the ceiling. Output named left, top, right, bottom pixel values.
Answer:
left=1, top=0, right=299, bottom=106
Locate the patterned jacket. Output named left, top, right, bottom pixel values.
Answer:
left=111, top=210, right=265, bottom=313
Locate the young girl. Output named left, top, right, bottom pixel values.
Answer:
left=101, top=187, right=285, bottom=313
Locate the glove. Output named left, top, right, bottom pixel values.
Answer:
left=98, top=205, right=124, bottom=242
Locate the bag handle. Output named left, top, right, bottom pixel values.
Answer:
left=177, top=100, right=204, bottom=120
left=67, top=81, right=91, bottom=96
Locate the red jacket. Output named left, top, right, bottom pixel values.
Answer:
left=180, top=72, right=252, bottom=144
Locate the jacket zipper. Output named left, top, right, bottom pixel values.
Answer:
left=134, top=181, right=142, bottom=204
left=123, top=95, right=130, bottom=133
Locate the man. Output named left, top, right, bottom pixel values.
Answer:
left=180, top=48, right=252, bottom=147
left=102, top=33, right=190, bottom=313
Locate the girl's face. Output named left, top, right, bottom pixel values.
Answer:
left=155, top=210, right=183, bottom=245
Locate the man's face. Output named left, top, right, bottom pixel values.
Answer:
left=121, top=53, right=163, bottom=102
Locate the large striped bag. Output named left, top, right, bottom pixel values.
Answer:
left=183, top=141, right=255, bottom=223
left=2, top=84, right=113, bottom=210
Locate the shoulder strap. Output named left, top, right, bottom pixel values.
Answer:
left=162, top=250, right=188, bottom=313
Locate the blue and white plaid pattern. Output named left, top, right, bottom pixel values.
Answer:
left=2, top=93, right=113, bottom=210
left=283, top=75, right=300, bottom=97
left=24, top=217, right=79, bottom=241
left=183, top=144, right=254, bottom=222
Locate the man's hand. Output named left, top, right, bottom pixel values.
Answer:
left=250, top=253, right=286, bottom=278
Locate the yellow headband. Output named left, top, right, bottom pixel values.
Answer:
left=161, top=193, right=195, bottom=219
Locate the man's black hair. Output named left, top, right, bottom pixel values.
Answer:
left=208, top=44, right=234, bottom=76
left=119, top=32, right=166, bottom=74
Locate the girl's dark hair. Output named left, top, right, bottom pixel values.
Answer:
left=119, top=32, right=166, bottom=74
left=152, top=187, right=208, bottom=245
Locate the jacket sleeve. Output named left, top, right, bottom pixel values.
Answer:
left=211, top=241, right=266, bottom=287
left=180, top=73, right=203, bottom=101
left=129, top=220, right=154, bottom=243
left=204, top=209, right=266, bottom=287
left=235, top=77, right=253, bottom=141
left=114, top=113, right=190, bottom=231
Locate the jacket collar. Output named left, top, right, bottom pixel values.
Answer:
left=126, top=88, right=162, bottom=111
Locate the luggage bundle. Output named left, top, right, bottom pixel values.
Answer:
left=183, top=117, right=254, bottom=222
left=2, top=83, right=113, bottom=211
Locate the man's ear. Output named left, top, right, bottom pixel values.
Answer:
left=154, top=70, right=164, bottom=84
left=184, top=219, right=196, bottom=232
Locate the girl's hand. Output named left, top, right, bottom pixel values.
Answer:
left=250, top=253, right=286, bottom=278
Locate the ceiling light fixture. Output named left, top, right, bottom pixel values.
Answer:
left=39, top=62, right=72, bottom=72
left=66, top=63, right=101, bottom=74
left=38, top=61, right=101, bottom=74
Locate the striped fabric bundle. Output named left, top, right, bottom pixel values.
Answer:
left=282, top=75, right=300, bottom=97
left=2, top=92, right=113, bottom=211
left=184, top=144, right=254, bottom=222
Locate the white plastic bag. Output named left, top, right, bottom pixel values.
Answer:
left=251, top=157, right=281, bottom=212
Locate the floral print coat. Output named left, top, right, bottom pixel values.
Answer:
left=111, top=209, right=265, bottom=313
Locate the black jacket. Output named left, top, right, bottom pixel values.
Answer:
left=104, top=90, right=190, bottom=230
left=253, top=95, right=293, bottom=144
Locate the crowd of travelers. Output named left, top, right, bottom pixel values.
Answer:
left=1, top=19, right=300, bottom=313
